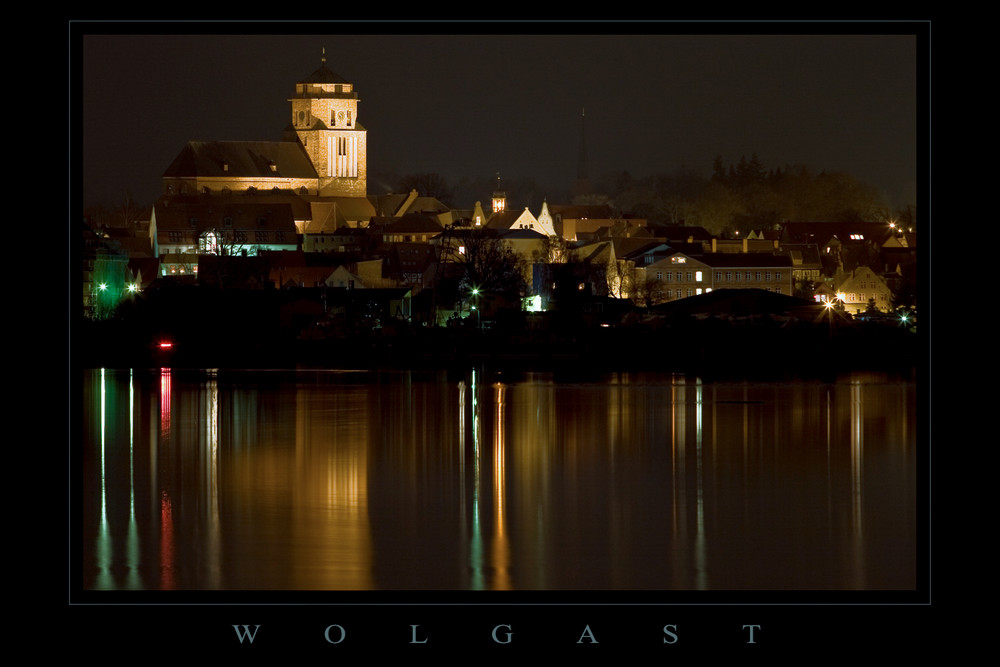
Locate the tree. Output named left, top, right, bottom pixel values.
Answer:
left=397, top=173, right=454, bottom=206
left=438, top=227, right=527, bottom=300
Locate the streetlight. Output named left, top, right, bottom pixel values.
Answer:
left=470, top=287, right=481, bottom=329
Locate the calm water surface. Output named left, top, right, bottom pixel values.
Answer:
left=80, top=368, right=917, bottom=591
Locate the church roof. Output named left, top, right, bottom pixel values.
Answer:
left=162, top=141, right=318, bottom=179
left=301, top=63, right=351, bottom=85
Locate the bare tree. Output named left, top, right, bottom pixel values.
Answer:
left=438, top=227, right=527, bottom=299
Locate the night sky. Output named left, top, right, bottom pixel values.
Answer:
left=77, top=24, right=922, bottom=212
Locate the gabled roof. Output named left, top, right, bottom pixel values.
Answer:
left=779, top=221, right=892, bottom=246
left=153, top=198, right=297, bottom=233
left=302, top=197, right=376, bottom=232
left=385, top=213, right=445, bottom=234
left=156, top=192, right=313, bottom=219
left=613, top=238, right=668, bottom=260
left=484, top=208, right=523, bottom=231
left=162, top=141, right=317, bottom=179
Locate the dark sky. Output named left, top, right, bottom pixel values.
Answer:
left=78, top=25, right=921, bottom=212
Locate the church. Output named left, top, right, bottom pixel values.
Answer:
left=153, top=50, right=377, bottom=261
left=162, top=48, right=368, bottom=200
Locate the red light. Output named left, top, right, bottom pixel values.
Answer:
left=159, top=342, right=173, bottom=349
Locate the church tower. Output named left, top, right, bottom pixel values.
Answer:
left=288, top=48, right=367, bottom=197
left=491, top=171, right=506, bottom=214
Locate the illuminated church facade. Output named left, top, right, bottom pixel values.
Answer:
left=161, top=49, right=367, bottom=200
left=154, top=51, right=376, bottom=260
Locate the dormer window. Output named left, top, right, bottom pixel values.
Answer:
left=222, top=162, right=229, bottom=172
left=269, top=162, right=277, bottom=172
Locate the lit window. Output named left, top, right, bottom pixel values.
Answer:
left=695, top=271, right=703, bottom=282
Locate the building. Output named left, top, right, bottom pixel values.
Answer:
left=832, top=266, right=893, bottom=314
left=159, top=50, right=372, bottom=249
left=151, top=196, right=299, bottom=272
left=637, top=252, right=794, bottom=304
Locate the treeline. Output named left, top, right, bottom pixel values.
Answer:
left=376, top=154, right=916, bottom=237
left=605, top=154, right=911, bottom=235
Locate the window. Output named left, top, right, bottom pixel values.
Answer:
left=775, top=271, right=781, bottom=280
left=696, top=271, right=703, bottom=282
left=715, top=272, right=721, bottom=281
left=656, top=271, right=663, bottom=281
left=256, top=231, right=267, bottom=243
left=765, top=271, right=771, bottom=281
left=686, top=272, right=692, bottom=282
left=755, top=272, right=761, bottom=281
left=676, top=272, right=682, bottom=282
left=725, top=272, right=732, bottom=281
left=745, top=272, right=752, bottom=281
left=331, top=136, right=358, bottom=177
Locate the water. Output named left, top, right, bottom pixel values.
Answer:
left=79, top=367, right=917, bottom=592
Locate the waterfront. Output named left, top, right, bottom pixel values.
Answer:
left=79, top=367, right=918, bottom=592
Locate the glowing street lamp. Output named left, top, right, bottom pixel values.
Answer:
left=470, top=287, right=481, bottom=328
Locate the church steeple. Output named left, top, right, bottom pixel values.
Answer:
left=491, top=171, right=506, bottom=214
left=289, top=48, right=367, bottom=197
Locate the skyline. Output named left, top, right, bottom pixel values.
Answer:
left=77, top=25, right=923, bottom=214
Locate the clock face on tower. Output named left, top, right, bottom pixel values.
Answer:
left=337, top=110, right=345, bottom=126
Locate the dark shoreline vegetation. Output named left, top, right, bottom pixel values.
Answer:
left=75, top=288, right=919, bottom=383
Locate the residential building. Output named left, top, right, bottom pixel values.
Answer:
left=832, top=266, right=893, bottom=314
left=637, top=252, right=793, bottom=304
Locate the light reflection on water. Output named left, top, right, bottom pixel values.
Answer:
left=80, top=368, right=917, bottom=592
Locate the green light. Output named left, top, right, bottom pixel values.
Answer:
left=98, top=283, right=108, bottom=291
